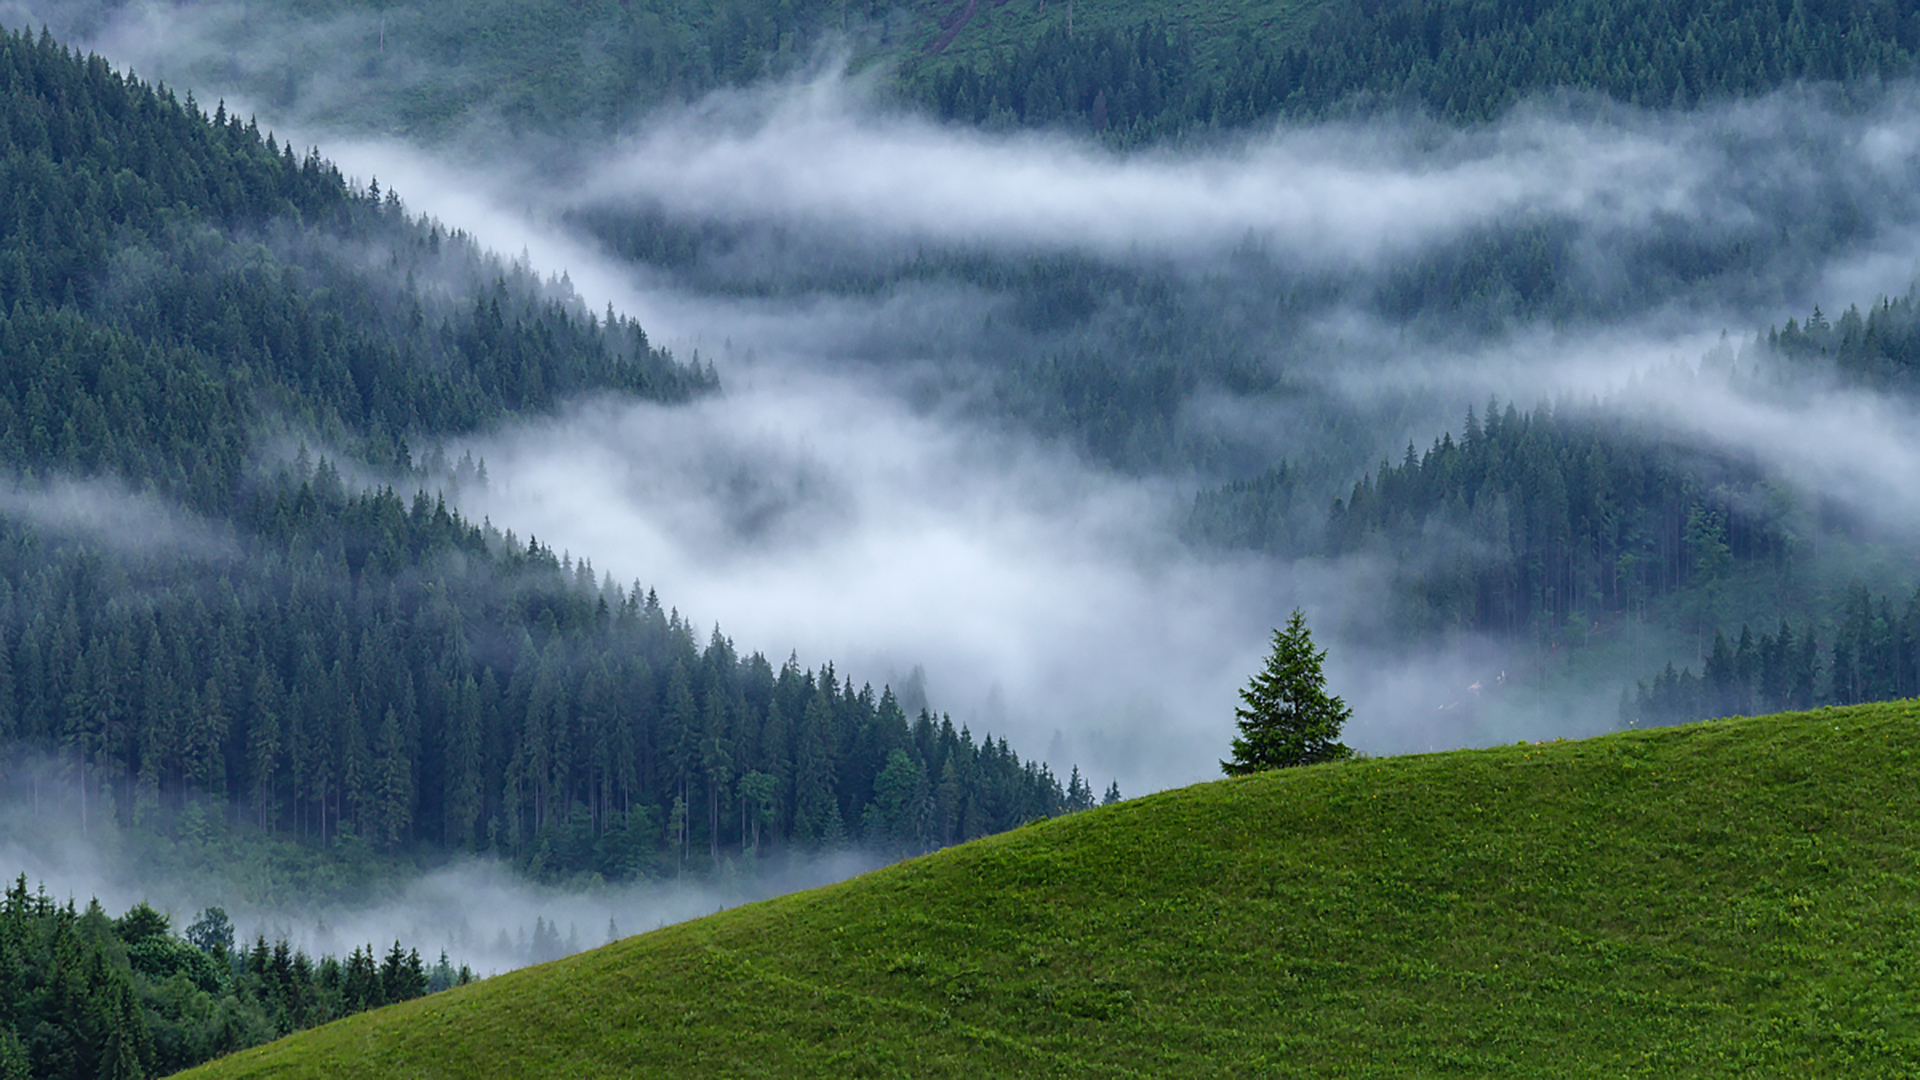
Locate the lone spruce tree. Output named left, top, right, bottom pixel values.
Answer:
left=1223, top=610, right=1353, bottom=774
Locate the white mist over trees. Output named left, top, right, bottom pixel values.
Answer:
left=14, top=0, right=1920, bottom=783
left=0, top=0, right=1918, bottom=1003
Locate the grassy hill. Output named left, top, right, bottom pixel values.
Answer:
left=178, top=701, right=1920, bottom=1077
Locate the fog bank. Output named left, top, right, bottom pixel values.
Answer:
left=0, top=756, right=883, bottom=974
left=8, top=0, right=1920, bottom=793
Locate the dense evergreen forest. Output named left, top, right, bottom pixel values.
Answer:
left=0, top=24, right=1094, bottom=888
left=0, top=879, right=469, bottom=1080
left=1764, top=295, right=1920, bottom=389
left=1186, top=318, right=1920, bottom=727
left=9, top=1, right=1920, bottom=1075
left=62, top=0, right=1915, bottom=144
left=47, top=0, right=1911, bottom=493
left=1197, top=398, right=1772, bottom=646
left=28, top=0, right=901, bottom=139
left=4, top=467, right=1100, bottom=877
left=1624, top=580, right=1920, bottom=726
left=905, top=0, right=1920, bottom=138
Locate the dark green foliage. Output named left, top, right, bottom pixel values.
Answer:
left=910, top=22, right=1221, bottom=144
left=1321, top=399, right=1798, bottom=639
left=114, top=903, right=171, bottom=946
left=183, top=910, right=233, bottom=960
left=173, top=0, right=894, bottom=139
left=1188, top=307, right=1920, bottom=694
left=1767, top=293, right=1920, bottom=389
left=0, top=459, right=1083, bottom=880
left=0, top=877, right=449, bottom=1080
left=905, top=1, right=1920, bottom=137
left=59, top=0, right=1916, bottom=147
left=1627, top=582, right=1920, bottom=726
left=0, top=22, right=711, bottom=516
left=1223, top=610, right=1352, bottom=773
left=1192, top=395, right=1802, bottom=643
left=0, top=25, right=1089, bottom=883
left=1184, top=460, right=1318, bottom=556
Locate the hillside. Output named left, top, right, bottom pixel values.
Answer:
left=0, top=23, right=1088, bottom=898
left=181, top=701, right=1920, bottom=1077
left=31, top=0, right=1917, bottom=145
left=905, top=0, right=1920, bottom=137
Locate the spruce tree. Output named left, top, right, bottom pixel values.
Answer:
left=1223, top=610, right=1353, bottom=774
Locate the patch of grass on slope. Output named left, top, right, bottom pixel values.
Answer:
left=182, top=702, right=1920, bottom=1077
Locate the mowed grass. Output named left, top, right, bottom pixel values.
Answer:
left=183, top=702, right=1920, bottom=1078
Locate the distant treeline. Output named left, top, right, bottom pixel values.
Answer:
left=1181, top=311, right=1920, bottom=725
left=906, top=0, right=1920, bottom=138
left=0, top=878, right=464, bottom=1080
left=1191, top=390, right=1805, bottom=642
left=0, top=459, right=1105, bottom=878
left=195, top=0, right=892, bottom=137
left=1188, top=299, right=1920, bottom=650
left=29, top=0, right=1913, bottom=145
left=1627, top=584, right=1920, bottom=726
left=1765, top=295, right=1920, bottom=390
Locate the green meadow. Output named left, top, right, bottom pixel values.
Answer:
left=181, top=701, right=1920, bottom=1077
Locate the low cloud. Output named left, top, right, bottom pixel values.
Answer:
left=12, top=0, right=1920, bottom=798
left=453, top=363, right=1286, bottom=794
left=0, top=754, right=883, bottom=975
left=0, top=475, right=239, bottom=563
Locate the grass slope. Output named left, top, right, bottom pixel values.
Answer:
left=182, top=703, right=1920, bottom=1077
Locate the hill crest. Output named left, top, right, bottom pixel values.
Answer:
left=182, top=700, right=1920, bottom=1077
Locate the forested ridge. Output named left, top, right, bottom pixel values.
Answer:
left=0, top=0, right=887, bottom=141
left=103, top=0, right=1920, bottom=144
left=905, top=0, right=1920, bottom=139
left=1764, top=295, right=1920, bottom=389
left=7, top=0, right=1920, bottom=1076
left=1622, top=580, right=1920, bottom=728
left=4, top=463, right=1098, bottom=874
left=1195, top=395, right=1794, bottom=638
left=0, top=22, right=708, bottom=494
left=0, top=23, right=1091, bottom=882
left=1187, top=311, right=1920, bottom=725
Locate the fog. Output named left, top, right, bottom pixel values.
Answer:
left=403, top=76, right=1920, bottom=788
left=454, top=369, right=1292, bottom=791
left=8, top=0, right=1920, bottom=951
left=1613, top=362, right=1920, bottom=544
left=0, top=475, right=239, bottom=563
left=0, top=755, right=884, bottom=974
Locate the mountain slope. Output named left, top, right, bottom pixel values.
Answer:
left=182, top=700, right=1920, bottom=1077
left=0, top=23, right=1090, bottom=897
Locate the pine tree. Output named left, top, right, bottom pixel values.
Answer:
left=1223, top=610, right=1353, bottom=774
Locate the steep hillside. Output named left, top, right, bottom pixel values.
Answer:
left=183, top=701, right=1920, bottom=1076
left=0, top=24, right=1087, bottom=894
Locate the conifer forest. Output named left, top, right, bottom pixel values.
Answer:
left=3, top=0, right=1920, bottom=1072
